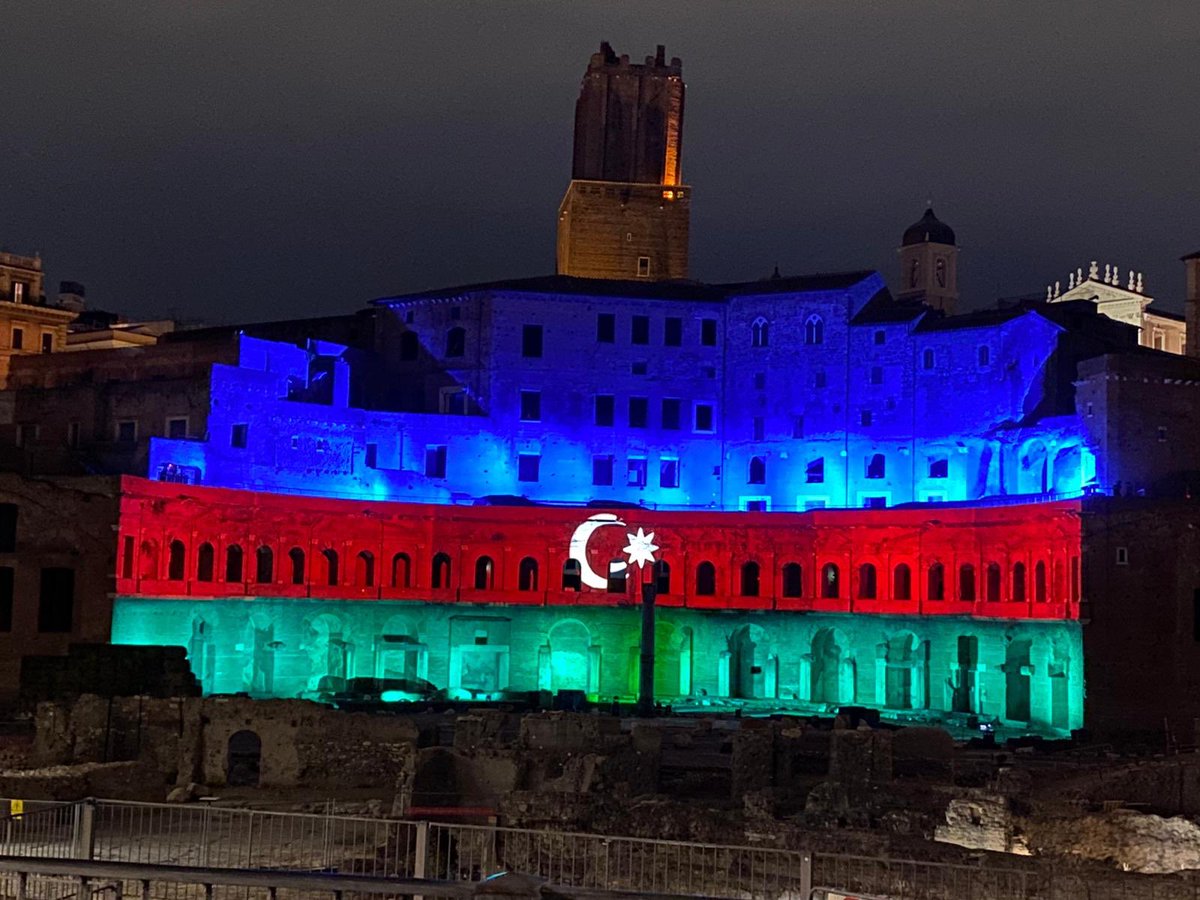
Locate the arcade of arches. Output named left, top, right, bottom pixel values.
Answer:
left=112, top=597, right=1082, bottom=736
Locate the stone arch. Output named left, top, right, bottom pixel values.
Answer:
left=474, top=555, right=494, bottom=590
left=356, top=550, right=375, bottom=587
left=810, top=627, right=853, bottom=705
left=518, top=557, right=539, bottom=591
left=391, top=552, right=412, bottom=588
left=561, top=558, right=582, bottom=591
left=881, top=631, right=927, bottom=710
left=542, top=618, right=595, bottom=695
left=242, top=611, right=275, bottom=695
left=288, top=547, right=305, bottom=585
left=305, top=612, right=352, bottom=691
left=1052, top=444, right=1082, bottom=494
left=727, top=623, right=774, bottom=699
left=1005, top=637, right=1033, bottom=722
left=255, top=545, right=274, bottom=584
left=431, top=552, right=452, bottom=589
left=226, top=730, right=261, bottom=787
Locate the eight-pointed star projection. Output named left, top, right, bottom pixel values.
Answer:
left=623, top=527, right=659, bottom=568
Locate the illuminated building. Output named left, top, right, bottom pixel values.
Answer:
left=0, top=250, right=77, bottom=389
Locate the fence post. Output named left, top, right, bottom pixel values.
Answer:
left=413, top=820, right=429, bottom=900
left=73, top=799, right=96, bottom=860
left=800, top=851, right=812, bottom=900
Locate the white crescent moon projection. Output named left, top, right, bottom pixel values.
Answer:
left=568, top=513, right=627, bottom=589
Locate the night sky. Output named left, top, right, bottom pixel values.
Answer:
left=2, top=3, right=1197, bottom=324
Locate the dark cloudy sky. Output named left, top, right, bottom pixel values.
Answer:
left=2, top=3, right=1197, bottom=323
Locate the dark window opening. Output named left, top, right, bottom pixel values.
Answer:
left=474, top=556, right=494, bottom=590
left=821, top=563, right=840, bottom=599
left=256, top=546, right=274, bottom=584
left=225, top=545, right=244, bottom=582
left=0, top=567, right=12, bottom=631
left=518, top=453, right=540, bottom=482
left=858, top=563, right=877, bottom=599
left=700, top=318, right=717, bottom=347
left=928, top=563, right=945, bottom=601
left=695, top=561, right=716, bottom=596
left=197, top=543, right=214, bottom=582
left=631, top=315, right=650, bottom=345
left=661, top=398, right=681, bottom=430
left=518, top=557, right=538, bottom=591
left=431, top=552, right=451, bottom=589
left=521, top=324, right=543, bottom=358
left=782, top=563, right=803, bottom=598
left=445, top=327, right=466, bottom=358
left=592, top=455, right=614, bottom=486
left=596, top=313, right=615, bottom=343
left=562, top=559, right=582, bottom=592
left=37, top=567, right=74, bottom=633
left=230, top=424, right=248, bottom=449
left=893, top=564, right=912, bottom=600
left=322, top=548, right=339, bottom=586
left=289, top=548, right=305, bottom=585
left=594, top=395, right=614, bottom=427
left=664, top=317, right=682, bottom=346
left=628, top=397, right=648, bottom=428
left=741, top=562, right=760, bottom=597
left=168, top=540, right=186, bottom=581
left=959, top=564, right=976, bottom=601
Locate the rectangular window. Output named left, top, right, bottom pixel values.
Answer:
left=166, top=417, right=188, bottom=439
left=637, top=256, right=650, bottom=277
left=592, top=455, right=614, bottom=486
left=425, top=445, right=447, bottom=478
left=440, top=387, right=467, bottom=415
left=860, top=409, right=873, bottom=427
left=1158, top=426, right=1168, bottom=443
left=862, top=495, right=888, bottom=510
left=703, top=366, right=716, bottom=379
left=869, top=366, right=883, bottom=385
left=792, top=415, right=804, bottom=439
left=15, top=424, right=37, bottom=448
left=12, top=283, right=25, bottom=304
left=700, top=318, right=718, bottom=347
left=928, top=457, right=949, bottom=479
left=0, top=505, right=16, bottom=553
left=230, top=423, right=248, bottom=448
left=752, top=416, right=765, bottom=441
left=742, top=499, right=770, bottom=512
left=449, top=306, right=461, bottom=321
left=631, top=361, right=647, bottom=375
left=694, top=403, right=715, bottom=433
left=814, top=370, right=827, bottom=389
left=806, top=458, right=825, bottom=484
left=1116, top=546, right=1128, bottom=566
left=519, top=390, right=541, bottom=422
left=116, top=420, right=137, bottom=444
left=365, top=443, right=378, bottom=468
left=659, top=458, right=679, bottom=488
left=597, top=313, right=615, bottom=343
left=627, top=457, right=647, bottom=487
left=628, top=397, right=648, bottom=428
left=67, top=421, right=81, bottom=448
left=664, top=317, right=683, bottom=347
left=631, top=315, right=650, bottom=345
left=11, top=328, right=23, bottom=351
left=37, top=567, right=74, bottom=633
left=874, top=330, right=886, bottom=345
left=803, top=498, right=828, bottom=510
left=0, top=567, right=11, bottom=632
left=594, top=394, right=615, bottom=427
left=40, top=333, right=53, bottom=354
left=661, top=398, right=681, bottom=430
left=522, top=324, right=543, bottom=358
left=754, top=372, right=766, bottom=390
left=518, top=453, right=540, bottom=483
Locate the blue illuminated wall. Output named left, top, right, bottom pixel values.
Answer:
left=149, top=273, right=1099, bottom=509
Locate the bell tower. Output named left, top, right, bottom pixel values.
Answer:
left=897, top=207, right=958, bottom=314
left=556, top=43, right=690, bottom=281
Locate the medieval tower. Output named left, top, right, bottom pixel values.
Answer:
left=556, top=43, right=690, bottom=281
left=897, top=207, right=959, bottom=314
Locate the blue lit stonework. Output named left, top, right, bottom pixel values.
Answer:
left=149, top=273, right=1100, bottom=509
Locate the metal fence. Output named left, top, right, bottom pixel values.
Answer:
left=6, top=799, right=1200, bottom=900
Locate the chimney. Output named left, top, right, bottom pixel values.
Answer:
left=1185, top=252, right=1200, bottom=358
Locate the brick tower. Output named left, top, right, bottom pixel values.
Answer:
left=556, top=43, right=690, bottom=281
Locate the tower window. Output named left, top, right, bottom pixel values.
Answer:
left=866, top=453, right=886, bottom=479
left=806, top=457, right=825, bottom=483
left=594, top=394, right=615, bottom=427
left=517, top=453, right=540, bottom=483
left=748, top=456, right=766, bottom=484
left=700, top=318, right=718, bottom=347
left=694, top=404, right=714, bottom=433
left=628, top=397, right=648, bottom=428
left=631, top=315, right=650, bottom=345
left=804, top=315, right=824, bottom=345
left=522, top=324, right=543, bottom=358
left=664, top=317, right=682, bottom=346
left=596, top=313, right=615, bottom=343
left=751, top=317, right=769, bottom=348
left=592, top=455, right=614, bottom=486
left=637, top=257, right=650, bottom=278
left=519, top=390, right=541, bottom=422
left=627, top=457, right=647, bottom=487
left=661, top=398, right=681, bottom=430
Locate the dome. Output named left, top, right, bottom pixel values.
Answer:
left=902, top=207, right=956, bottom=247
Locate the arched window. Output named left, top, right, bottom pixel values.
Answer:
left=893, top=563, right=912, bottom=600
left=1053, top=560, right=1064, bottom=602
left=518, top=557, right=538, bottom=591
left=858, top=563, right=877, bottom=599
left=654, top=560, right=671, bottom=594
left=168, top=540, right=186, bottom=581
left=928, top=563, right=945, bottom=601
left=959, top=563, right=976, bottom=601
left=197, top=543, right=215, bottom=582
left=562, top=559, right=582, bottom=592
left=225, top=544, right=244, bottom=582
left=751, top=317, right=769, bottom=348
left=289, top=547, right=305, bottom=585
left=255, top=546, right=274, bottom=584
left=445, top=326, right=465, bottom=358
left=474, top=556, right=494, bottom=590
left=695, top=561, right=716, bottom=596
left=322, top=548, right=339, bottom=586
left=391, top=552, right=412, bottom=588
left=804, top=315, right=824, bottom=345
left=431, top=552, right=451, bottom=589
left=139, top=540, right=158, bottom=581
left=985, top=562, right=1001, bottom=602
left=356, top=550, right=375, bottom=587
left=1034, top=561, right=1047, bottom=602
left=606, top=560, right=626, bottom=593
left=748, top=456, right=766, bottom=485
left=1012, top=562, right=1027, bottom=602
left=821, top=563, right=840, bottom=599
left=741, top=561, right=760, bottom=597
left=781, top=562, right=803, bottom=598
left=399, top=331, right=419, bottom=362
